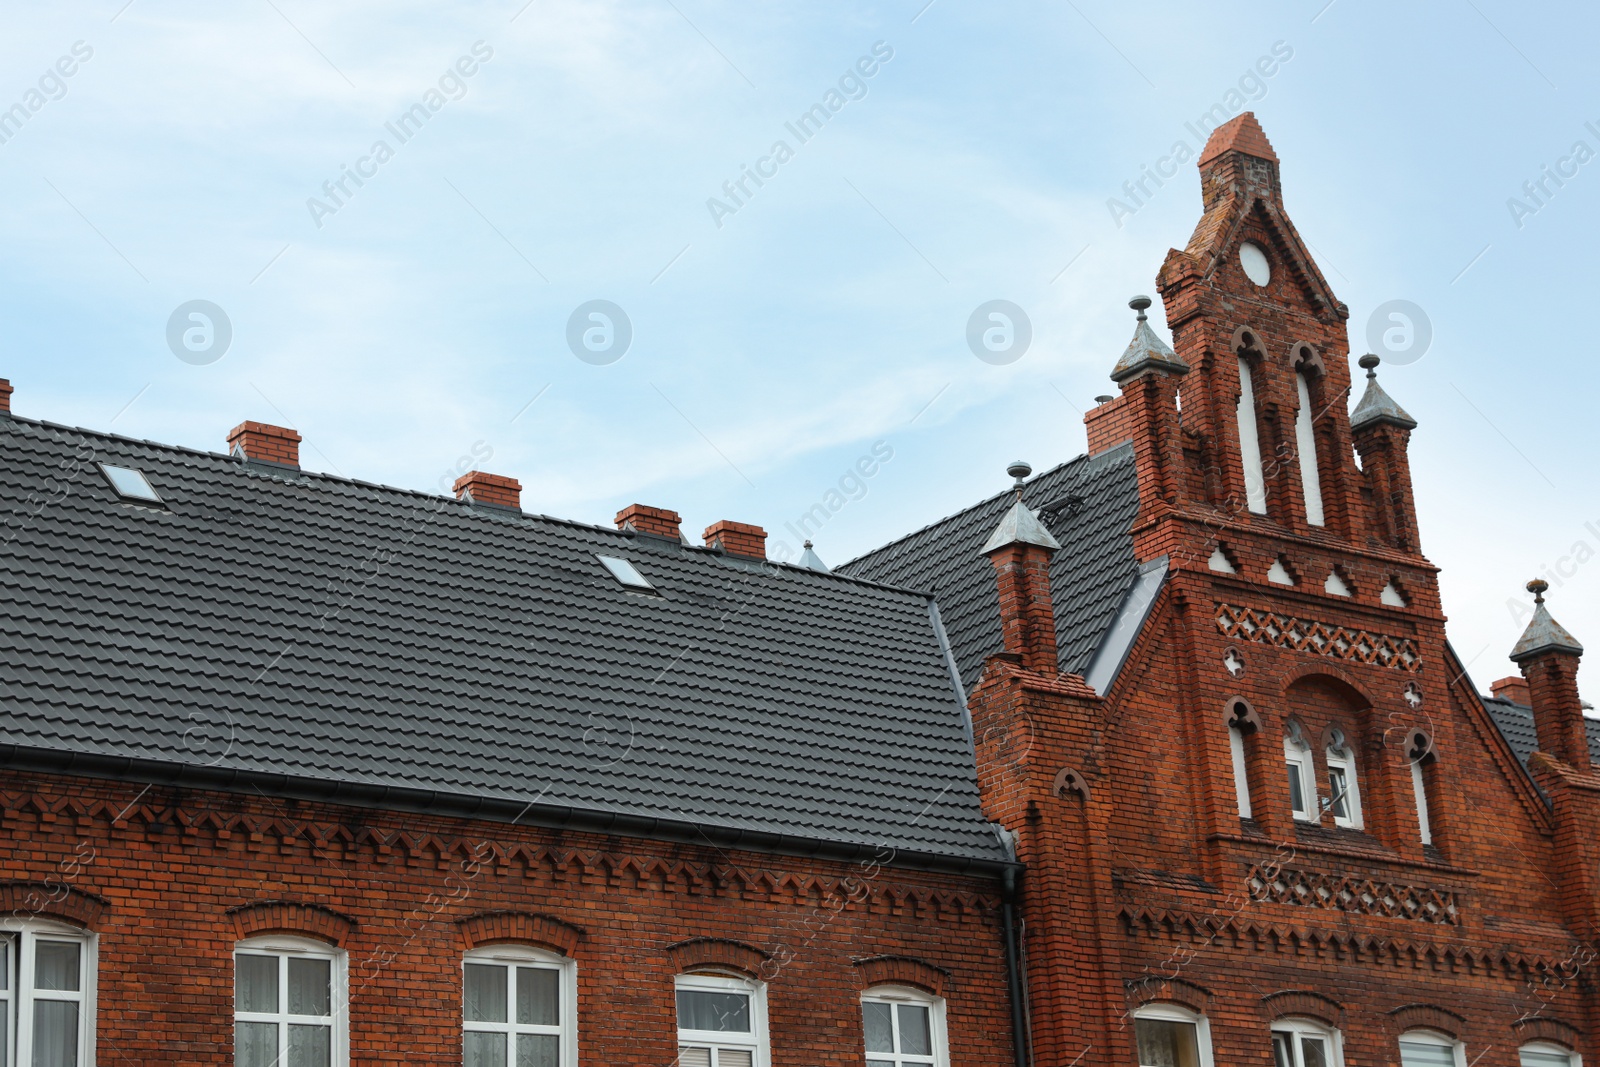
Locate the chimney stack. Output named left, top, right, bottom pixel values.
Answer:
left=703, top=520, right=766, bottom=559
left=227, top=421, right=301, bottom=468
left=1490, top=676, right=1533, bottom=706
left=453, top=471, right=521, bottom=510
left=1511, top=579, right=1588, bottom=770
left=0, top=379, right=12, bottom=415
left=616, top=504, right=682, bottom=540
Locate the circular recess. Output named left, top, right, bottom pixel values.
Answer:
left=1239, top=242, right=1272, bottom=287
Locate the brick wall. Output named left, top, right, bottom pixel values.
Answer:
left=0, top=771, right=1014, bottom=1065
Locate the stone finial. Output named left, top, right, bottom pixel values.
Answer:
left=1350, top=354, right=1417, bottom=431
left=1109, top=296, right=1187, bottom=384
left=1511, top=579, right=1584, bottom=662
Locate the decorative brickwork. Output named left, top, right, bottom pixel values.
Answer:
left=458, top=911, right=583, bottom=954
left=1217, top=603, right=1422, bottom=671
left=227, top=900, right=355, bottom=946
left=1386, top=1004, right=1466, bottom=1039
left=1245, top=866, right=1461, bottom=925
left=852, top=955, right=950, bottom=997
left=1259, top=990, right=1343, bottom=1027
left=666, top=936, right=771, bottom=977
left=0, top=880, right=107, bottom=928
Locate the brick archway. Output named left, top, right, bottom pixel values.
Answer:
left=665, top=937, right=769, bottom=978
left=0, top=881, right=107, bottom=930
left=1261, top=989, right=1344, bottom=1028
left=854, top=955, right=950, bottom=998
left=457, top=911, right=583, bottom=956
left=227, top=900, right=355, bottom=947
left=1387, top=1004, right=1467, bottom=1040
left=1512, top=1017, right=1582, bottom=1050
left=1126, top=976, right=1210, bottom=1015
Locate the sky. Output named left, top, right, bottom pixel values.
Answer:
left=0, top=0, right=1595, bottom=702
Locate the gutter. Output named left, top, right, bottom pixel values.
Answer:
left=1001, top=865, right=1029, bottom=1067
left=0, top=743, right=1021, bottom=880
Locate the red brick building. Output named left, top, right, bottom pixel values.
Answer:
left=2, top=112, right=1593, bottom=1067
left=846, top=113, right=1595, bottom=1067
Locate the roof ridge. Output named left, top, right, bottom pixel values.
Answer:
left=837, top=442, right=1132, bottom=570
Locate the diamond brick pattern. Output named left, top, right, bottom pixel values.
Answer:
left=1216, top=603, right=1422, bottom=672
left=1246, top=864, right=1460, bottom=925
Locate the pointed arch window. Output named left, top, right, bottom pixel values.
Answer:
left=1324, top=728, right=1363, bottom=830
left=1290, top=345, right=1326, bottom=527
left=1408, top=731, right=1435, bottom=846
left=1236, top=356, right=1268, bottom=515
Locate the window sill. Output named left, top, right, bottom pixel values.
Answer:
left=1206, top=830, right=1479, bottom=878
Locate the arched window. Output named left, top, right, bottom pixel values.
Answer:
left=1324, top=728, right=1363, bottom=830
left=1, top=918, right=97, bottom=1067
left=1236, top=357, right=1268, bottom=515
left=1225, top=699, right=1261, bottom=820
left=1293, top=371, right=1325, bottom=526
left=1408, top=731, right=1435, bottom=846
left=861, top=985, right=947, bottom=1067
left=1133, top=1002, right=1213, bottom=1067
left=676, top=972, right=769, bottom=1067
left=1399, top=1030, right=1466, bottom=1067
left=234, top=934, right=346, bottom=1067
left=463, top=944, right=576, bottom=1067
left=1520, top=1041, right=1580, bottom=1067
left=1272, top=1018, right=1342, bottom=1067
left=1283, top=723, right=1315, bottom=823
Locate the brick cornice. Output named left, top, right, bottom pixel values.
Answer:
left=852, top=955, right=951, bottom=997
left=227, top=900, right=355, bottom=946
left=0, top=880, right=107, bottom=929
left=666, top=936, right=769, bottom=977
left=458, top=911, right=583, bottom=955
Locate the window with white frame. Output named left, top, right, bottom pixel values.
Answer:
left=676, top=973, right=768, bottom=1067
left=0, top=920, right=96, bottom=1067
left=463, top=944, right=576, bottom=1067
left=1133, top=1003, right=1213, bottom=1067
left=1272, top=1018, right=1341, bottom=1067
left=1398, top=1030, right=1466, bottom=1067
left=1283, top=733, right=1315, bottom=822
left=1324, top=730, right=1363, bottom=830
left=234, top=935, right=346, bottom=1067
left=862, top=986, right=947, bottom=1067
left=1520, top=1041, right=1580, bottom=1067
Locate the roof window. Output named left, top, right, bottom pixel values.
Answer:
left=99, top=463, right=162, bottom=503
left=597, top=555, right=655, bottom=590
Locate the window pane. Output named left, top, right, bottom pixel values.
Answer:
left=2, top=934, right=11, bottom=989
left=1136, top=1019, right=1200, bottom=1067
left=287, top=1024, right=332, bottom=1067
left=31, top=1000, right=79, bottom=1067
left=1328, top=767, right=1349, bottom=819
left=1400, top=1041, right=1458, bottom=1067
left=33, top=943, right=80, bottom=992
left=465, top=1031, right=508, bottom=1067
left=898, top=1004, right=932, bottom=1056
left=517, top=1033, right=560, bottom=1067
left=717, top=1051, right=753, bottom=1067
left=466, top=963, right=509, bottom=1024
left=868, top=1062, right=896, bottom=1067
left=517, top=967, right=559, bottom=1026
left=237, top=954, right=279, bottom=1014
left=678, top=1047, right=712, bottom=1067
left=1286, top=762, right=1306, bottom=813
left=1273, top=1033, right=1294, bottom=1067
left=676, top=990, right=751, bottom=1033
left=288, top=957, right=331, bottom=1017
left=1302, top=1035, right=1329, bottom=1067
left=237, top=1021, right=278, bottom=1067
left=863, top=1002, right=894, bottom=1053
left=1522, top=1051, right=1572, bottom=1067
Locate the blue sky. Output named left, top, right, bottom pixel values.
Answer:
left=1, top=0, right=1595, bottom=699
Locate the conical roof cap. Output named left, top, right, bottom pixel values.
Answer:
left=1511, top=580, right=1584, bottom=662
left=1110, top=296, right=1188, bottom=383
left=1350, top=355, right=1417, bottom=430
left=980, top=498, right=1061, bottom=555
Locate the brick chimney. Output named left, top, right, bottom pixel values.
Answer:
left=703, top=520, right=766, bottom=559
left=1350, top=355, right=1421, bottom=553
left=980, top=468, right=1062, bottom=674
left=1490, top=676, right=1532, bottom=706
left=1511, top=579, right=1587, bottom=770
left=0, top=379, right=12, bottom=415
left=227, top=421, right=301, bottom=468
left=453, top=471, right=521, bottom=510
left=616, top=504, right=682, bottom=540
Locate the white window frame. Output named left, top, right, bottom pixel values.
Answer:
left=861, top=985, right=949, bottom=1067
left=1229, top=724, right=1253, bottom=818
left=1399, top=1030, right=1468, bottom=1067
left=1411, top=759, right=1434, bottom=845
left=233, top=935, right=349, bottom=1067
left=462, top=943, right=578, bottom=1067
left=1324, top=742, right=1364, bottom=830
left=1, top=918, right=97, bottom=1067
left=1284, top=736, right=1316, bottom=822
left=675, top=972, right=769, bottom=1067
left=1272, top=1017, right=1344, bottom=1067
left=1132, top=1002, right=1215, bottom=1067
left=1520, top=1041, right=1581, bottom=1067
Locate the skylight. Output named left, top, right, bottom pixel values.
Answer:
left=99, top=464, right=162, bottom=503
left=597, top=554, right=655, bottom=590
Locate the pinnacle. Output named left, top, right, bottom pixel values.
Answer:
left=1198, top=112, right=1279, bottom=167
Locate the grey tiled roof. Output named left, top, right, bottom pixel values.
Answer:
left=0, top=416, right=1007, bottom=866
left=836, top=443, right=1141, bottom=689
left=1481, top=695, right=1600, bottom=768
